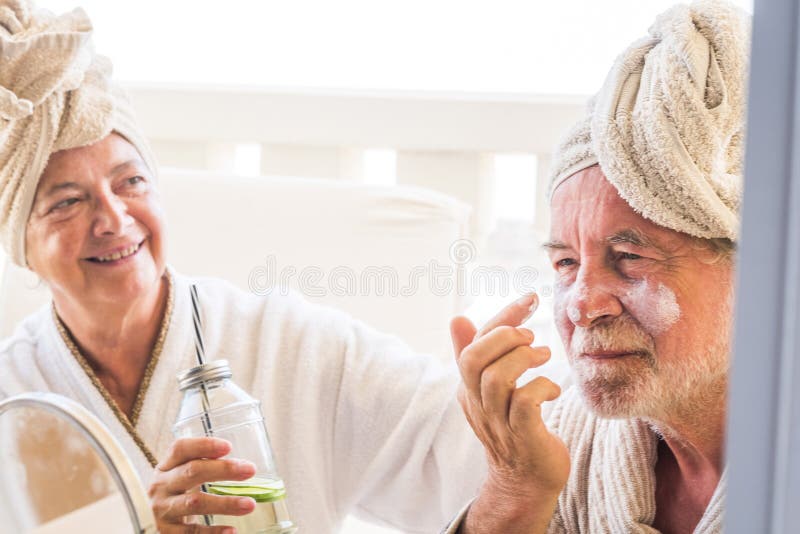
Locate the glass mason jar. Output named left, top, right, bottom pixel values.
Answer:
left=173, top=360, right=298, bottom=534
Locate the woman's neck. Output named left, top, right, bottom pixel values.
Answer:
left=54, top=272, right=171, bottom=416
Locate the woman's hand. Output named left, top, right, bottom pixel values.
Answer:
left=450, top=294, right=570, bottom=534
left=148, top=437, right=257, bottom=533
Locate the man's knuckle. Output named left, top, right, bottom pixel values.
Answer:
left=460, top=344, right=477, bottom=362
left=483, top=369, right=511, bottom=391
left=481, top=369, right=499, bottom=389
left=460, top=353, right=481, bottom=376
left=495, top=325, right=515, bottom=337
left=513, top=385, right=537, bottom=404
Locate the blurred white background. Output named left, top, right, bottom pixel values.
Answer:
left=4, top=1, right=752, bottom=533
left=34, top=0, right=751, bottom=93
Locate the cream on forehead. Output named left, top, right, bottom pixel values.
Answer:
left=622, top=280, right=681, bottom=335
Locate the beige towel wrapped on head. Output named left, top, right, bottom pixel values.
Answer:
left=549, top=0, right=750, bottom=241
left=0, top=0, right=156, bottom=267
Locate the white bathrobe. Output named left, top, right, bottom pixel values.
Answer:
left=0, top=270, right=486, bottom=533
left=442, top=386, right=726, bottom=533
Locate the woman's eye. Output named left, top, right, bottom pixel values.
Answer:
left=119, top=175, right=148, bottom=195
left=51, top=197, right=80, bottom=211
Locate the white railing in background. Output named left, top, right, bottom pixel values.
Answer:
left=126, top=85, right=589, bottom=359
left=126, top=84, right=587, bottom=241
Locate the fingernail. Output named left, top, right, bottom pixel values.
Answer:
left=528, top=294, right=540, bottom=314
left=515, top=293, right=536, bottom=307
left=223, top=528, right=236, bottom=534
left=238, top=497, right=255, bottom=511
left=517, top=293, right=539, bottom=321
left=235, top=460, right=256, bottom=474
left=213, top=438, right=231, bottom=454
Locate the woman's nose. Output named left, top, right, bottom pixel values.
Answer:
left=567, top=267, right=623, bottom=327
left=92, top=193, right=133, bottom=236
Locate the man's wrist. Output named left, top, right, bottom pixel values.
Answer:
left=461, top=478, right=560, bottom=534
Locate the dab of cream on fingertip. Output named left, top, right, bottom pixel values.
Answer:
left=528, top=294, right=539, bottom=313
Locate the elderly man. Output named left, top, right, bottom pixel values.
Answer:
left=444, top=1, right=747, bottom=533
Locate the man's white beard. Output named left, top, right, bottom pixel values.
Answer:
left=568, top=313, right=730, bottom=421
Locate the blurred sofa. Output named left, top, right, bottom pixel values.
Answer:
left=0, top=169, right=471, bottom=359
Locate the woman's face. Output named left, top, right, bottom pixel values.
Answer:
left=25, top=133, right=166, bottom=309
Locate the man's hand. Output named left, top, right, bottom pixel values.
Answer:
left=148, top=437, right=257, bottom=533
left=451, top=294, right=569, bottom=534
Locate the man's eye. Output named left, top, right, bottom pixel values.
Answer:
left=556, top=258, right=577, bottom=268
left=127, top=176, right=145, bottom=186
left=619, top=252, right=643, bottom=260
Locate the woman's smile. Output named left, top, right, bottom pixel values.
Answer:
left=84, top=239, right=146, bottom=266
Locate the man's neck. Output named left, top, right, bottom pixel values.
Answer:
left=651, top=379, right=727, bottom=476
left=649, top=389, right=727, bottom=534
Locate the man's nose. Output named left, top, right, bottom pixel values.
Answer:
left=567, top=266, right=623, bottom=327
left=92, top=192, right=133, bottom=236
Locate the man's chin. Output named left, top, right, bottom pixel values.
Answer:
left=574, top=373, right=656, bottom=419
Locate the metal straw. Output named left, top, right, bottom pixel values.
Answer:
left=189, top=284, right=213, bottom=527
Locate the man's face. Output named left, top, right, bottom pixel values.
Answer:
left=546, top=166, right=734, bottom=420
left=25, top=133, right=166, bottom=310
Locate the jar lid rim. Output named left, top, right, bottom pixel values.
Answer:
left=177, top=360, right=232, bottom=390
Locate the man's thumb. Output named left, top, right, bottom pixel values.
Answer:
left=450, top=316, right=477, bottom=360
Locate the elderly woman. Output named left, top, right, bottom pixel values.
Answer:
left=0, top=1, right=485, bottom=532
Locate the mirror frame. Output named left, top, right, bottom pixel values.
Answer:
left=0, top=392, right=156, bottom=534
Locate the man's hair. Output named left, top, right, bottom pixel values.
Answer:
left=693, top=237, right=737, bottom=265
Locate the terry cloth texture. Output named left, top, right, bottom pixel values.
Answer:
left=548, top=0, right=750, bottom=241
left=440, top=387, right=727, bottom=534
left=0, top=269, right=488, bottom=533
left=0, top=0, right=156, bottom=267
left=544, top=387, right=726, bottom=533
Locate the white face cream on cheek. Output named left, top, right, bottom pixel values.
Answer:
left=622, top=279, right=681, bottom=335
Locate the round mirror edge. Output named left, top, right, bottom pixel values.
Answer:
left=0, top=392, right=157, bottom=534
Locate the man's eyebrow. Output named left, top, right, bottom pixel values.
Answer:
left=541, top=231, right=669, bottom=253
left=605, top=229, right=666, bottom=252
left=541, top=240, right=569, bottom=251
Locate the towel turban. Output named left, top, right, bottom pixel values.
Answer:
left=548, top=0, right=750, bottom=241
left=0, top=0, right=156, bottom=267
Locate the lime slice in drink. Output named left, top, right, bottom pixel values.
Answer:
left=208, top=479, right=287, bottom=503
